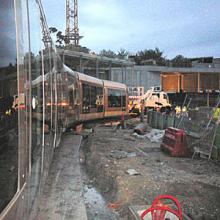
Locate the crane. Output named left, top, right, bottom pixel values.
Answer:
left=65, top=0, right=83, bottom=45
left=36, top=0, right=52, bottom=48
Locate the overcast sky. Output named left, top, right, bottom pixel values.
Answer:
left=0, top=1, right=16, bottom=67
left=43, top=0, right=220, bottom=59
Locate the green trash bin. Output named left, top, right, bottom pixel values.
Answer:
left=157, top=113, right=164, bottom=130
left=212, top=125, right=220, bottom=160
left=147, top=111, right=152, bottom=126
left=152, top=111, right=157, bottom=128
left=163, top=114, right=168, bottom=129
left=167, top=115, right=175, bottom=128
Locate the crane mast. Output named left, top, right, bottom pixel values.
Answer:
left=37, top=0, right=52, bottom=48
left=65, top=0, right=83, bottom=45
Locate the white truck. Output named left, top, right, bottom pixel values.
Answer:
left=129, top=86, right=171, bottom=114
left=141, top=86, right=171, bottom=112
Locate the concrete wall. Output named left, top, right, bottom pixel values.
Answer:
left=111, top=66, right=161, bottom=92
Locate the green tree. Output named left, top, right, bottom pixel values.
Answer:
left=134, top=47, right=166, bottom=65
left=56, top=31, right=65, bottom=46
left=49, top=27, right=90, bottom=52
left=171, top=55, right=192, bottom=67
left=117, top=48, right=129, bottom=59
left=99, top=49, right=117, bottom=58
left=49, top=27, right=58, bottom=33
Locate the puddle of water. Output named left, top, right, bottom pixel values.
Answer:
left=83, top=185, right=118, bottom=220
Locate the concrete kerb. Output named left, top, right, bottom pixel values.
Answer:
left=36, top=134, right=88, bottom=220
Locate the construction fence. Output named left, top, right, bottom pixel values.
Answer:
left=147, top=109, right=220, bottom=160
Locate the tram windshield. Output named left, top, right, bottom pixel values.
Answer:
left=0, top=0, right=18, bottom=213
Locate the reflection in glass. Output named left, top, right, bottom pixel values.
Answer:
left=67, top=71, right=80, bottom=123
left=29, top=0, right=43, bottom=209
left=0, top=0, right=18, bottom=213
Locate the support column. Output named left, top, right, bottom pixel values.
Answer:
left=198, top=73, right=200, bottom=93
left=181, top=74, right=184, bottom=92
left=131, top=66, right=133, bottom=86
left=62, top=51, right=65, bottom=64
left=177, top=73, right=180, bottom=93
left=96, top=59, right=99, bottom=78
left=125, top=66, right=127, bottom=84
left=79, top=55, right=82, bottom=72
left=160, top=74, right=163, bottom=91
left=121, top=65, right=124, bottom=83
left=109, top=62, right=112, bottom=80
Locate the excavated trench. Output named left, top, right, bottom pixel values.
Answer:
left=78, top=119, right=220, bottom=220
left=80, top=135, right=120, bottom=220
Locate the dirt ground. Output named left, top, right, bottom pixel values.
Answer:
left=81, top=117, right=220, bottom=220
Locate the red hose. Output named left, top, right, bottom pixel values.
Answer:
left=140, top=195, right=183, bottom=220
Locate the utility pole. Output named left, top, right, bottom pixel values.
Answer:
left=65, top=0, right=83, bottom=45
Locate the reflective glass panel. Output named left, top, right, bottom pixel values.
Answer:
left=0, top=0, right=18, bottom=213
left=29, top=0, right=43, bottom=209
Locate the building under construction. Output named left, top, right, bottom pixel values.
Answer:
left=56, top=0, right=135, bottom=80
left=63, top=0, right=220, bottom=101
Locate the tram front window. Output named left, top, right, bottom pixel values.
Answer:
left=0, top=0, right=18, bottom=213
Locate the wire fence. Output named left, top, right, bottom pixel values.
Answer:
left=147, top=107, right=218, bottom=157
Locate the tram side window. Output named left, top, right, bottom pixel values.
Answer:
left=82, top=83, right=90, bottom=113
left=82, top=83, right=104, bottom=113
left=96, top=87, right=104, bottom=112
left=108, top=89, right=122, bottom=107
left=90, top=86, right=97, bottom=108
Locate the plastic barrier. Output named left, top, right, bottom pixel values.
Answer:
left=161, top=127, right=191, bottom=157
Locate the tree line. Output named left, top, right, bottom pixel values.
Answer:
left=99, top=48, right=192, bottom=67
left=49, top=27, right=192, bottom=67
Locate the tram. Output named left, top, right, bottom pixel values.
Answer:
left=0, top=1, right=128, bottom=220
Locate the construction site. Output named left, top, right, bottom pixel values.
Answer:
left=79, top=115, right=220, bottom=220
left=54, top=1, right=220, bottom=219
left=0, top=0, right=220, bottom=220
